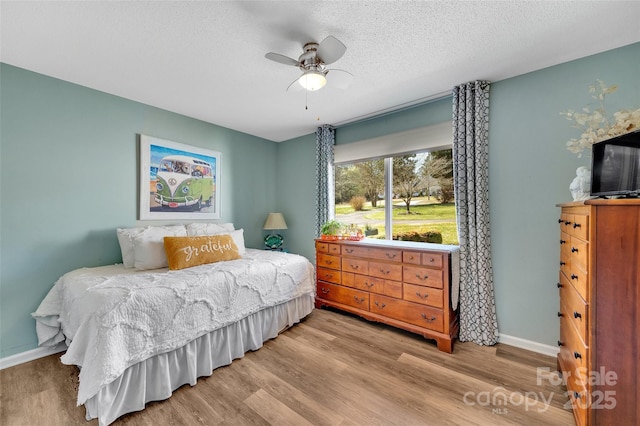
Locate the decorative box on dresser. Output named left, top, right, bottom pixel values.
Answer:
left=556, top=199, right=640, bottom=426
left=315, top=238, right=459, bottom=353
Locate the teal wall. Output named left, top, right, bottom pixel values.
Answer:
left=277, top=42, right=640, bottom=347
left=2, top=43, right=638, bottom=359
left=0, top=64, right=279, bottom=358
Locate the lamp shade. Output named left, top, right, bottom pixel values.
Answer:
left=298, top=70, right=327, bottom=91
left=263, top=213, right=288, bottom=230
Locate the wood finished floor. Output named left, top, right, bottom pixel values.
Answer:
left=0, top=308, right=573, bottom=425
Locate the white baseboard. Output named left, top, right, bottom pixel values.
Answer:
left=0, top=343, right=67, bottom=370
left=499, top=333, right=559, bottom=358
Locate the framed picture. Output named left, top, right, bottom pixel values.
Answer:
left=139, top=134, right=221, bottom=220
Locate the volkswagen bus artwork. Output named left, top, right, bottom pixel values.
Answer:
left=154, top=155, right=214, bottom=211
left=140, top=135, right=220, bottom=220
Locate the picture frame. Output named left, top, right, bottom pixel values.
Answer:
left=139, top=134, right=221, bottom=220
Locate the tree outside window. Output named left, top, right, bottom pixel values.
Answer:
left=334, top=148, right=458, bottom=245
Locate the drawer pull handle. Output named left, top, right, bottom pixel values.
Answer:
left=557, top=340, right=564, bottom=346
left=421, top=313, right=436, bottom=322
left=345, top=248, right=354, bottom=253
left=415, top=274, right=429, bottom=280
left=385, top=252, right=397, bottom=259
left=573, top=351, right=582, bottom=359
left=557, top=312, right=563, bottom=317
left=374, top=300, right=386, bottom=309
left=326, top=274, right=333, bottom=278
left=349, top=264, right=359, bottom=270
left=560, top=261, right=566, bottom=266
left=321, top=288, right=330, bottom=294
left=560, top=239, right=566, bottom=244
left=571, top=247, right=579, bottom=253
left=557, top=282, right=563, bottom=288
left=558, top=218, right=563, bottom=223
left=380, top=269, right=390, bottom=275
left=573, top=223, right=581, bottom=229
left=573, top=311, right=582, bottom=319
left=564, top=221, right=571, bottom=226
left=353, top=296, right=365, bottom=304
left=416, top=292, right=429, bottom=299
left=571, top=274, right=578, bottom=280
left=364, top=281, right=374, bottom=288
left=325, top=260, right=333, bottom=264
left=408, top=255, right=415, bottom=260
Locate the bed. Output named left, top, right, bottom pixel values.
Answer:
left=32, top=223, right=316, bottom=425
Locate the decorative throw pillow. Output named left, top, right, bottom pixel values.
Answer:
left=164, top=235, right=241, bottom=270
left=132, top=225, right=188, bottom=270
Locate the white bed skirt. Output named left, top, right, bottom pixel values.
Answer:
left=84, top=294, right=315, bottom=426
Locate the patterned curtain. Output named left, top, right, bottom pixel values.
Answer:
left=315, top=125, right=335, bottom=237
left=452, top=81, right=499, bottom=345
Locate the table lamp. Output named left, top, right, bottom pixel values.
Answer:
left=263, top=212, right=288, bottom=250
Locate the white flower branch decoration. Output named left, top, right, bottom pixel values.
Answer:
left=561, top=80, right=640, bottom=157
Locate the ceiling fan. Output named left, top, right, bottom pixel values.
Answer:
left=265, top=35, right=353, bottom=92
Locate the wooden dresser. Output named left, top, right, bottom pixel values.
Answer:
left=557, top=199, right=639, bottom=426
left=315, top=238, right=459, bottom=353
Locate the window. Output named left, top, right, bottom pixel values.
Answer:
left=334, top=147, right=458, bottom=245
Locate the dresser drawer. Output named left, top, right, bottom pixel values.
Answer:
left=570, top=238, right=588, bottom=273
left=560, top=248, right=571, bottom=276
left=403, top=265, right=444, bottom=289
left=368, top=247, right=402, bottom=262
left=317, top=267, right=341, bottom=285
left=354, top=274, right=384, bottom=293
left=316, top=242, right=341, bottom=255
left=571, top=214, right=589, bottom=241
left=560, top=231, right=571, bottom=257
left=370, top=295, right=444, bottom=332
left=565, top=268, right=588, bottom=302
left=565, top=370, right=588, bottom=426
left=342, top=257, right=369, bottom=275
left=317, top=282, right=369, bottom=310
left=368, top=261, right=403, bottom=281
left=559, top=273, right=588, bottom=344
left=317, top=253, right=341, bottom=271
left=560, top=213, right=573, bottom=231
left=403, top=251, right=444, bottom=269
left=403, top=283, right=444, bottom=308
left=383, top=280, right=403, bottom=298
left=341, top=244, right=369, bottom=258
left=559, top=311, right=589, bottom=372
left=403, top=251, right=422, bottom=265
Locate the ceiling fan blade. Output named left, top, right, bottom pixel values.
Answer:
left=325, top=69, right=353, bottom=89
left=265, top=52, right=299, bottom=66
left=317, top=35, right=346, bottom=65
left=286, top=76, right=304, bottom=92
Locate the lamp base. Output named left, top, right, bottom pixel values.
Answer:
left=264, top=233, right=284, bottom=250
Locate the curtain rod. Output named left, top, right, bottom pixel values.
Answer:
left=332, top=90, right=451, bottom=129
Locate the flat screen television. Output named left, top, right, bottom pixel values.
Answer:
left=590, top=129, right=640, bottom=198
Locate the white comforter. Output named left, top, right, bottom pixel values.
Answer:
left=32, top=249, right=315, bottom=405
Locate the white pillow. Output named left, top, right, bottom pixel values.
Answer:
left=133, top=225, right=187, bottom=270
left=186, top=222, right=235, bottom=236
left=116, top=227, right=146, bottom=268
left=228, top=229, right=246, bottom=255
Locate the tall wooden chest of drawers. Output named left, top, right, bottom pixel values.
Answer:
left=315, top=239, right=459, bottom=353
left=557, top=199, right=640, bottom=426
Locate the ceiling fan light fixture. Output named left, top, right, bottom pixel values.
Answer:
left=299, top=70, right=326, bottom=91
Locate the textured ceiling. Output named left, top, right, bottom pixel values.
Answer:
left=2, top=1, right=639, bottom=142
